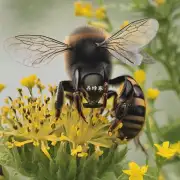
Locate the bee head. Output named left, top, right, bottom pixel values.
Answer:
left=82, top=73, right=104, bottom=107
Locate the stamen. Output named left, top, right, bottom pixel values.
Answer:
left=13, top=125, right=18, bottom=130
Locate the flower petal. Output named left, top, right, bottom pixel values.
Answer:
left=129, top=162, right=140, bottom=171
left=163, top=141, right=169, bottom=148
left=122, top=170, right=132, bottom=175
left=141, top=165, right=148, bottom=174
left=41, top=141, right=52, bottom=160
left=129, top=175, right=143, bottom=180
left=154, top=144, right=161, bottom=150
left=13, top=139, right=33, bottom=147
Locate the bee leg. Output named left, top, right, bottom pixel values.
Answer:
left=72, top=69, right=87, bottom=123
left=65, top=92, right=86, bottom=122
left=109, top=75, right=128, bottom=86
left=55, top=81, right=73, bottom=119
left=108, top=78, right=134, bottom=133
left=73, top=91, right=87, bottom=123
left=108, top=104, right=128, bottom=134
left=100, top=82, right=108, bottom=114
left=134, top=137, right=148, bottom=157
left=106, top=90, right=118, bottom=116
left=65, top=93, right=74, bottom=105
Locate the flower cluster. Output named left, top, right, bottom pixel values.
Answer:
left=74, top=1, right=111, bottom=31
left=0, top=75, right=125, bottom=160
left=20, top=74, right=37, bottom=89
left=74, top=1, right=106, bottom=19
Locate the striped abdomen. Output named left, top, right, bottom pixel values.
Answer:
left=119, top=76, right=146, bottom=140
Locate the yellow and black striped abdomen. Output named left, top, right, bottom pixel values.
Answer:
left=119, top=76, right=146, bottom=140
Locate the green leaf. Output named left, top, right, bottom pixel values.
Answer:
left=113, top=146, right=127, bottom=165
left=77, top=155, right=97, bottom=180
left=0, top=146, right=14, bottom=168
left=66, top=157, right=76, bottom=180
left=97, top=146, right=127, bottom=179
left=144, top=166, right=158, bottom=180
left=100, top=172, right=117, bottom=180
left=37, top=162, right=52, bottom=180
left=19, top=145, right=38, bottom=176
left=97, top=149, right=114, bottom=178
left=1, top=166, right=32, bottom=180
left=49, top=161, right=57, bottom=179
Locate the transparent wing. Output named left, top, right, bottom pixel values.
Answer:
left=97, top=18, right=159, bottom=66
left=4, top=35, right=70, bottom=67
left=140, top=51, right=156, bottom=64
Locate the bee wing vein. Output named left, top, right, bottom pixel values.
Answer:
left=98, top=18, right=159, bottom=65
left=4, top=35, right=70, bottom=67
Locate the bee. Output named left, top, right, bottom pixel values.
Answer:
left=4, top=18, right=159, bottom=153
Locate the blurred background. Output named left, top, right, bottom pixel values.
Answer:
left=0, top=0, right=179, bottom=179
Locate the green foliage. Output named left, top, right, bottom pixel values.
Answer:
left=160, top=119, right=180, bottom=143
left=132, top=0, right=180, bottom=97
left=0, top=142, right=128, bottom=180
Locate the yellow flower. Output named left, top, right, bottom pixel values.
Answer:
left=95, top=7, right=106, bottom=19
left=147, top=88, right=160, bottom=100
left=0, top=84, right=6, bottom=93
left=155, top=0, right=165, bottom=5
left=13, top=139, right=33, bottom=147
left=1, top=106, right=10, bottom=116
left=82, top=8, right=93, bottom=18
left=120, top=21, right=129, bottom=29
left=41, top=141, right=52, bottom=160
left=20, top=74, right=37, bottom=89
left=154, top=141, right=176, bottom=159
left=5, top=142, right=14, bottom=149
left=74, top=1, right=83, bottom=16
left=48, top=84, right=57, bottom=95
left=170, top=141, right=180, bottom=154
left=0, top=86, right=63, bottom=159
left=123, top=162, right=148, bottom=180
left=71, top=145, right=88, bottom=157
left=0, top=76, right=123, bottom=160
left=95, top=146, right=103, bottom=156
left=71, top=145, right=83, bottom=156
left=134, top=69, right=146, bottom=84
left=29, top=74, right=37, bottom=81
left=4, top=98, right=9, bottom=104
left=78, top=152, right=88, bottom=157
left=99, top=115, right=109, bottom=124
left=36, top=79, right=45, bottom=91
left=59, top=134, right=71, bottom=142
left=33, top=140, right=40, bottom=147
left=74, top=1, right=93, bottom=17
